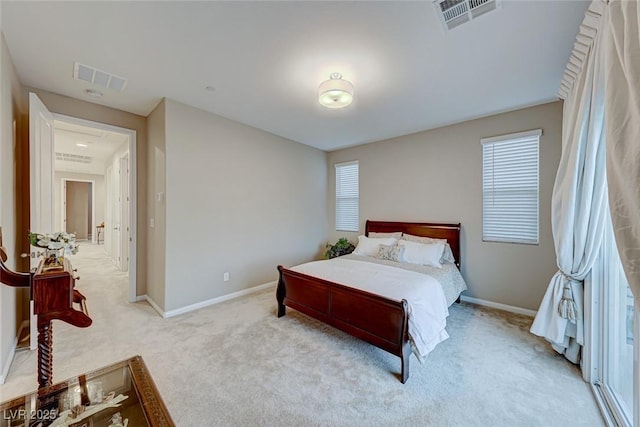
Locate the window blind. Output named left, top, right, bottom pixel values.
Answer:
left=335, top=161, right=359, bottom=232
left=482, top=129, right=541, bottom=245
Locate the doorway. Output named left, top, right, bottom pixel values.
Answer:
left=51, top=113, right=137, bottom=302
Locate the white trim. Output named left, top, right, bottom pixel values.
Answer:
left=480, top=128, right=542, bottom=145
left=591, top=383, right=618, bottom=427
left=140, top=294, right=165, bottom=318
left=165, top=281, right=277, bottom=318
left=136, top=281, right=277, bottom=319
left=634, top=298, right=639, bottom=427
left=459, top=295, right=537, bottom=317
left=52, top=113, right=138, bottom=303
left=0, top=336, right=18, bottom=385
left=334, top=160, right=358, bottom=168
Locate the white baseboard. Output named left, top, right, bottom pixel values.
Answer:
left=137, top=294, right=165, bottom=318
left=0, top=336, right=18, bottom=385
left=164, top=281, right=277, bottom=318
left=460, top=295, right=537, bottom=317
left=135, top=281, right=277, bottom=319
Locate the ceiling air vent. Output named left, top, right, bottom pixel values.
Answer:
left=55, top=152, right=93, bottom=164
left=434, top=0, right=501, bottom=31
left=73, top=62, right=128, bottom=92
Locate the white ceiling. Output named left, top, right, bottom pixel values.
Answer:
left=2, top=1, right=588, bottom=151
left=54, top=120, right=128, bottom=174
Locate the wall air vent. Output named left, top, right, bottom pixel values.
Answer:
left=73, top=62, right=128, bottom=92
left=55, top=152, right=93, bottom=164
left=434, top=0, right=501, bottom=31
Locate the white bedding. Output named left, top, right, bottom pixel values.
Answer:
left=341, top=254, right=468, bottom=306
left=290, top=257, right=450, bottom=361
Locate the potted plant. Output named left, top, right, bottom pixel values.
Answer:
left=325, top=237, right=355, bottom=259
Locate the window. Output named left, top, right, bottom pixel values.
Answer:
left=481, top=129, right=541, bottom=244
left=335, top=161, right=359, bottom=232
left=589, top=213, right=636, bottom=427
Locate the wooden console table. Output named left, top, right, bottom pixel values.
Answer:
left=0, top=245, right=92, bottom=389
left=32, top=257, right=92, bottom=388
left=0, top=356, right=175, bottom=426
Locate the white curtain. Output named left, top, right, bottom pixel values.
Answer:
left=605, top=0, right=640, bottom=300
left=530, top=1, right=608, bottom=364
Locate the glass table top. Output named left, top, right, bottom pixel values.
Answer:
left=0, top=356, right=174, bottom=427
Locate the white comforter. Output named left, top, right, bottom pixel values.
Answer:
left=290, top=258, right=450, bottom=361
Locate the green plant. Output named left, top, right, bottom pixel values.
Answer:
left=325, top=237, right=355, bottom=259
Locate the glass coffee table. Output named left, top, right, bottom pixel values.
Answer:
left=0, top=356, right=174, bottom=427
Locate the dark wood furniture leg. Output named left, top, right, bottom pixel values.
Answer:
left=276, top=267, right=286, bottom=318
left=37, top=321, right=54, bottom=389
left=401, top=340, right=411, bottom=384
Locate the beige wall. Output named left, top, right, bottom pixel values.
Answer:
left=327, top=101, right=563, bottom=311
left=162, top=99, right=327, bottom=312
left=54, top=171, right=105, bottom=236
left=0, top=31, right=26, bottom=383
left=146, top=100, right=166, bottom=309
left=26, top=87, right=147, bottom=296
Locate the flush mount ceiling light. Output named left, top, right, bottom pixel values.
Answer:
left=318, top=72, right=354, bottom=109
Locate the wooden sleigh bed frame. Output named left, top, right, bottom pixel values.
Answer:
left=276, top=220, right=462, bottom=383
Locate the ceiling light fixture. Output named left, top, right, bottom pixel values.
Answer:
left=85, top=89, right=103, bottom=98
left=318, top=72, right=354, bottom=109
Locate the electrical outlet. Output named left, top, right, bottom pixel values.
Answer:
left=223, top=272, right=229, bottom=282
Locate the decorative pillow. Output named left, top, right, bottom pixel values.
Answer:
left=401, top=234, right=456, bottom=264
left=377, top=244, right=404, bottom=262
left=368, top=231, right=403, bottom=239
left=397, top=240, right=445, bottom=268
left=353, top=236, right=397, bottom=257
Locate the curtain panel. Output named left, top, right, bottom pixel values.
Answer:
left=530, top=0, right=608, bottom=364
left=605, top=0, right=640, bottom=300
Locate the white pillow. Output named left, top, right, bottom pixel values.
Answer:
left=397, top=240, right=445, bottom=268
left=353, top=236, right=397, bottom=257
left=401, top=234, right=456, bottom=264
left=368, top=231, right=403, bottom=239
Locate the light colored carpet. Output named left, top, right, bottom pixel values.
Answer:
left=0, top=244, right=603, bottom=426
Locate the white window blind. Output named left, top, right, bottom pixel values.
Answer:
left=482, top=129, right=541, bottom=245
left=335, top=161, right=359, bottom=232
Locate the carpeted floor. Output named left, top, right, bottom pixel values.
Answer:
left=0, top=244, right=603, bottom=426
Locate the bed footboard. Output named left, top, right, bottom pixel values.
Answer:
left=276, top=265, right=412, bottom=383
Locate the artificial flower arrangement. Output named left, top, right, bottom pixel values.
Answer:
left=29, top=232, right=79, bottom=256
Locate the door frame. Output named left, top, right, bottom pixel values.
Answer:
left=53, top=113, right=138, bottom=303
left=120, top=152, right=130, bottom=272
left=61, top=178, right=96, bottom=242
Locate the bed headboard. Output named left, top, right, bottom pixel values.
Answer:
left=365, top=220, right=462, bottom=268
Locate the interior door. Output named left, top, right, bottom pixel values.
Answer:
left=29, top=92, right=55, bottom=350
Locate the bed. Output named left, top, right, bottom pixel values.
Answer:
left=276, top=220, right=465, bottom=383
